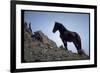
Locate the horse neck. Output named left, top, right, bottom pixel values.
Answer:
left=58, top=25, right=68, bottom=35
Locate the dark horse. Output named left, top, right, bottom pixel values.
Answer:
left=53, top=22, right=82, bottom=54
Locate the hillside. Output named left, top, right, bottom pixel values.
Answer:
left=23, top=23, right=89, bottom=62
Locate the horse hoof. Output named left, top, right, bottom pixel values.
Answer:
left=78, top=50, right=82, bottom=55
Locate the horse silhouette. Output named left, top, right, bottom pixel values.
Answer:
left=53, top=22, right=82, bottom=54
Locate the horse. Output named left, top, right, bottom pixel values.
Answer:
left=52, top=22, right=82, bottom=54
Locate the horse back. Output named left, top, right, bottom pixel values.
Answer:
left=62, top=31, right=80, bottom=42
left=60, top=31, right=74, bottom=42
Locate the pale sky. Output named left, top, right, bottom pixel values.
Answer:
left=24, top=10, right=89, bottom=56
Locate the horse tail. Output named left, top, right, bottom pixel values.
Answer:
left=75, top=32, right=82, bottom=49
left=74, top=32, right=83, bottom=55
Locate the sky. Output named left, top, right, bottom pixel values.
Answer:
left=24, top=10, right=89, bottom=56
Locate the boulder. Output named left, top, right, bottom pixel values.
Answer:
left=34, top=31, right=57, bottom=48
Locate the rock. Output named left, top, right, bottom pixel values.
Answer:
left=59, top=45, right=64, bottom=49
left=24, top=22, right=33, bottom=34
left=29, top=23, right=32, bottom=33
left=24, top=22, right=28, bottom=28
left=34, top=31, right=57, bottom=48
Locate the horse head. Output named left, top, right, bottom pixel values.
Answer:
left=53, top=22, right=62, bottom=33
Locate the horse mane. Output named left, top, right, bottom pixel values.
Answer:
left=55, top=22, right=67, bottom=31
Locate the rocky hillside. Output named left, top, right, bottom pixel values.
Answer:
left=23, top=23, right=89, bottom=62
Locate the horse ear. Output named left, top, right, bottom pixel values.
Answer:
left=55, top=22, right=61, bottom=25
left=55, top=21, right=59, bottom=25
left=55, top=22, right=56, bottom=24
left=55, top=21, right=58, bottom=24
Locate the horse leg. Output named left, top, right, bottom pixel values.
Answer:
left=60, top=35, right=68, bottom=50
left=63, top=40, right=68, bottom=50
left=78, top=41, right=83, bottom=55
left=73, top=41, right=78, bottom=51
left=73, top=40, right=82, bottom=55
left=77, top=36, right=82, bottom=55
left=77, top=42, right=82, bottom=55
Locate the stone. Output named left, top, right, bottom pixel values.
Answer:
left=29, top=23, right=32, bottom=33
left=34, top=31, right=57, bottom=48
